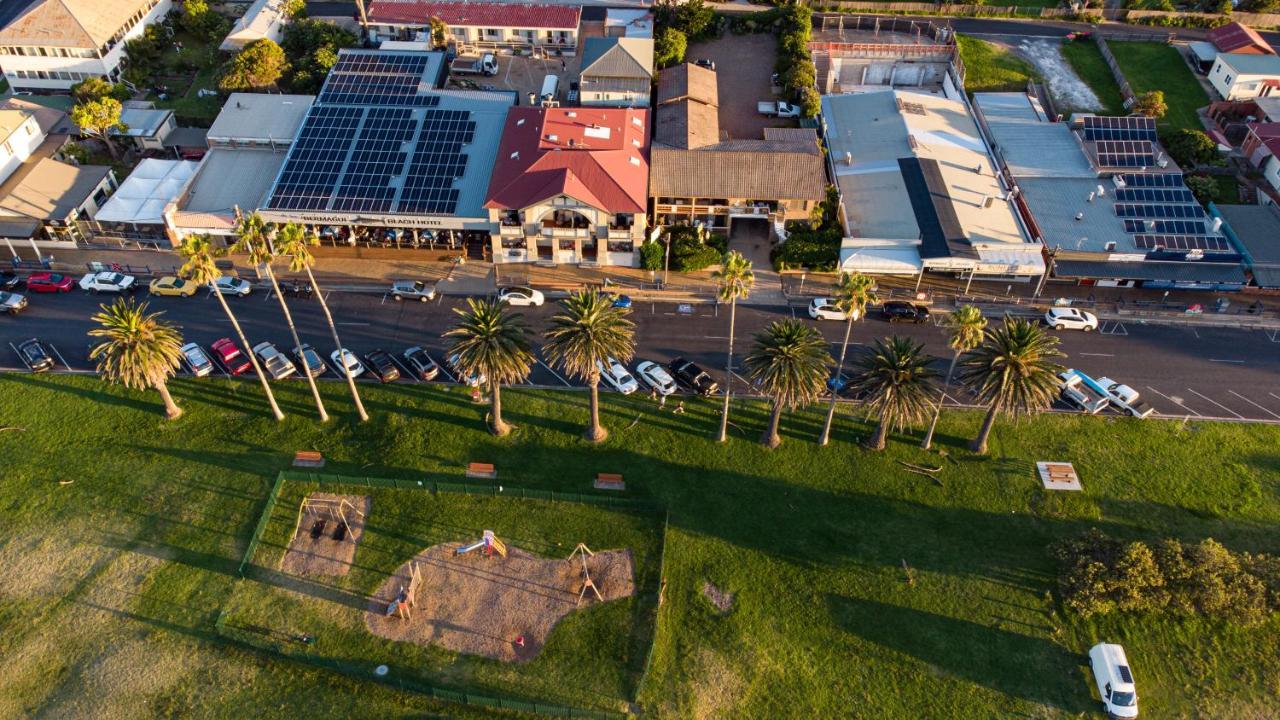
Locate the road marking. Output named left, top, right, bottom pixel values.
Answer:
left=1079, top=352, right=1114, bottom=357
left=1187, top=388, right=1243, bottom=419
left=390, top=356, right=420, bottom=384
left=336, top=322, right=371, bottom=326
left=1208, top=359, right=1246, bottom=364
left=49, top=344, right=72, bottom=371
left=1145, top=386, right=1200, bottom=417
left=1227, top=390, right=1280, bottom=420
left=537, top=358, right=571, bottom=387
left=1271, top=392, right=1280, bottom=403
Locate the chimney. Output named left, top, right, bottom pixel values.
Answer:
left=982, top=195, right=994, bottom=209
left=973, top=164, right=982, bottom=174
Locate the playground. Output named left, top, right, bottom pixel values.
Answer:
left=280, top=494, right=370, bottom=576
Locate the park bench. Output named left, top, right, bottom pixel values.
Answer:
left=466, top=462, right=496, bottom=479
left=293, top=451, right=325, bottom=468
left=593, top=473, right=625, bottom=491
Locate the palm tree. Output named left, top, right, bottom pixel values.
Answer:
left=542, top=290, right=636, bottom=442
left=851, top=336, right=936, bottom=450
left=818, top=272, right=878, bottom=446
left=743, top=319, right=831, bottom=449
left=921, top=304, right=986, bottom=450
left=233, top=212, right=329, bottom=422
left=276, top=222, right=368, bottom=422
left=178, top=233, right=284, bottom=421
left=956, top=317, right=1065, bottom=455
left=89, top=297, right=186, bottom=418
left=713, top=250, right=754, bottom=443
left=445, top=298, right=535, bottom=436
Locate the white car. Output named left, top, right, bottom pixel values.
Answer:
left=179, top=342, right=214, bottom=377
left=808, top=297, right=856, bottom=321
left=635, top=360, right=677, bottom=396
left=330, top=348, right=366, bottom=378
left=390, top=279, right=436, bottom=302
left=1044, top=307, right=1098, bottom=332
left=447, top=353, right=486, bottom=387
left=497, top=286, right=545, bottom=307
left=596, top=357, right=639, bottom=394
left=252, top=341, right=297, bottom=380
left=212, top=276, right=253, bottom=297
left=79, top=271, right=136, bottom=293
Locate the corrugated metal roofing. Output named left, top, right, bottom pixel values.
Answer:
left=1054, top=259, right=1246, bottom=283
left=368, top=0, right=581, bottom=29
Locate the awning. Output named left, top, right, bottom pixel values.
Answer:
left=976, top=245, right=1046, bottom=276
left=0, top=217, right=39, bottom=239
left=1250, top=265, right=1280, bottom=288
left=839, top=244, right=923, bottom=275
left=1055, top=259, right=1246, bottom=284
left=95, top=159, right=199, bottom=225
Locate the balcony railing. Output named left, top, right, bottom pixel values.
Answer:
left=542, top=226, right=589, bottom=238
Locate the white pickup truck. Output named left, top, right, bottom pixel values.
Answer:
left=1096, top=377, right=1155, bottom=418
left=1058, top=370, right=1110, bottom=414
left=450, top=53, right=498, bottom=76
left=758, top=101, right=801, bottom=118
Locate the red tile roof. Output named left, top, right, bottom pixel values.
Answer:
left=485, top=107, right=649, bottom=213
left=367, top=0, right=581, bottom=29
left=1208, top=22, right=1274, bottom=55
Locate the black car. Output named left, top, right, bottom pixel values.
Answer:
left=695, top=58, right=716, bottom=71
left=292, top=343, right=326, bottom=378
left=0, top=271, right=19, bottom=290
left=669, top=357, right=719, bottom=396
left=365, top=349, right=401, bottom=383
left=17, top=338, right=53, bottom=372
left=402, top=346, right=440, bottom=381
left=881, top=301, right=930, bottom=323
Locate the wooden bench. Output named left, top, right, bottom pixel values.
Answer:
left=593, top=473, right=625, bottom=491
left=466, top=462, right=496, bottom=479
left=293, top=451, right=325, bottom=468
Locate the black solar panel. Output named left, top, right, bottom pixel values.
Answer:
left=1123, top=219, right=1207, bottom=235
left=1118, top=666, right=1134, bottom=684
left=1116, top=187, right=1196, bottom=204
left=1082, top=115, right=1157, bottom=142
left=1096, top=140, right=1157, bottom=168
left=319, top=52, right=441, bottom=107
left=1120, top=173, right=1184, bottom=188
left=1115, top=203, right=1206, bottom=219
left=1134, top=234, right=1231, bottom=251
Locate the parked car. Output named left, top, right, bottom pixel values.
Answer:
left=17, top=338, right=53, bottom=372
left=25, top=272, right=74, bottom=293
left=365, top=349, right=401, bottom=383
left=292, top=343, right=327, bottom=378
left=149, top=276, right=197, bottom=297
left=1096, top=376, right=1155, bottom=419
left=808, top=297, right=855, bottom=321
left=757, top=101, right=801, bottom=118
left=402, top=346, right=440, bottom=380
left=0, top=271, right=20, bottom=289
left=881, top=301, right=930, bottom=323
left=211, top=338, right=252, bottom=375
left=252, top=341, right=297, bottom=380
left=669, top=357, right=718, bottom=396
left=212, top=276, right=253, bottom=297
left=497, top=286, right=545, bottom=307
left=1045, top=307, right=1098, bottom=332
left=330, top=348, right=365, bottom=378
left=79, top=271, right=136, bottom=293
left=179, top=342, right=214, bottom=377
left=601, top=290, right=632, bottom=309
left=447, top=353, right=486, bottom=387
left=636, top=360, right=677, bottom=396
left=1089, top=643, right=1139, bottom=719
left=596, top=357, right=639, bottom=394
left=0, top=290, right=28, bottom=314
left=390, top=279, right=437, bottom=302
left=694, top=58, right=716, bottom=71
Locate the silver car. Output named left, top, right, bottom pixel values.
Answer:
left=251, top=341, right=296, bottom=380
left=212, top=277, right=253, bottom=297
left=179, top=342, right=214, bottom=377
left=390, top=280, right=436, bottom=302
left=0, top=290, right=28, bottom=314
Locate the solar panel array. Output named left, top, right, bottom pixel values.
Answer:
left=1116, top=187, right=1196, bottom=204
left=1123, top=218, right=1207, bottom=235
left=1133, top=234, right=1231, bottom=251
left=1096, top=140, right=1157, bottom=168
left=1115, top=203, right=1205, bottom=219
left=319, top=53, right=441, bottom=107
left=1082, top=115, right=1157, bottom=142
left=1119, top=173, right=1184, bottom=188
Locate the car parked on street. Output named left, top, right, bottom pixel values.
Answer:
left=331, top=348, right=365, bottom=378
left=365, top=349, right=401, bottom=383
left=881, top=301, right=930, bottom=323
left=79, top=271, right=136, bottom=293
left=0, top=290, right=28, bottom=314
left=596, top=357, right=639, bottom=394
left=0, top=271, right=20, bottom=289
left=179, top=342, right=214, bottom=376
left=636, top=360, right=677, bottom=396
left=1045, top=307, right=1098, bottom=332
left=402, top=346, right=440, bottom=380
left=292, top=343, right=326, bottom=378
left=390, top=280, right=436, bottom=302
left=149, top=276, right=198, bottom=297
left=211, top=338, right=252, bottom=375
left=252, top=341, right=296, bottom=380
left=808, top=297, right=855, bottom=321
left=497, top=286, right=545, bottom=307
left=211, top=276, right=252, bottom=297
left=448, top=353, right=486, bottom=387
left=670, top=357, right=718, bottom=396
left=17, top=338, right=53, bottom=372
left=25, top=272, right=74, bottom=293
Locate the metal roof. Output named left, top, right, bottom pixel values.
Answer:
left=974, top=93, right=1095, bottom=179
left=0, top=157, right=109, bottom=221
left=367, top=0, right=582, bottom=29
left=580, top=37, right=653, bottom=81
left=1216, top=203, right=1280, bottom=265
left=1054, top=259, right=1245, bottom=284
left=207, top=94, right=315, bottom=145
left=1215, top=53, right=1280, bottom=77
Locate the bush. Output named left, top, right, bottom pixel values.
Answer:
left=282, top=19, right=358, bottom=93
left=1132, top=90, right=1167, bottom=119
left=655, top=0, right=717, bottom=40
left=1164, top=129, right=1218, bottom=169
left=665, top=225, right=725, bottom=272
left=219, top=39, right=288, bottom=92
left=655, top=27, right=687, bottom=68
left=640, top=240, right=665, bottom=272
left=1184, top=175, right=1217, bottom=205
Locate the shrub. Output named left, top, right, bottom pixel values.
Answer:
left=1163, top=129, right=1218, bottom=169
left=655, top=0, right=716, bottom=40
left=1184, top=175, right=1217, bottom=205
left=282, top=19, right=358, bottom=93
left=1132, top=90, right=1167, bottom=119
left=640, top=240, right=665, bottom=272
left=663, top=225, right=724, bottom=272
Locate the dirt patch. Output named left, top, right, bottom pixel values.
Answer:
left=1014, top=38, right=1102, bottom=112
left=701, top=581, right=734, bottom=614
left=365, top=542, right=634, bottom=662
left=279, top=494, right=370, bottom=577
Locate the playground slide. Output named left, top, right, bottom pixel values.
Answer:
left=456, top=540, right=486, bottom=555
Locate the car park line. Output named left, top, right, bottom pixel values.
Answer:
left=389, top=355, right=421, bottom=383
left=1186, top=388, right=1243, bottom=419
left=536, top=355, right=571, bottom=387
left=1144, top=386, right=1201, bottom=417
left=48, top=344, right=71, bottom=371
left=1226, top=390, right=1280, bottom=420
left=1208, top=358, right=1246, bottom=365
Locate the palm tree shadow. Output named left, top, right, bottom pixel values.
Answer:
left=3, top=373, right=157, bottom=413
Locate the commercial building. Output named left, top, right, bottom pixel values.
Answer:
left=0, top=0, right=172, bottom=90
left=0, top=157, right=115, bottom=244
left=577, top=37, right=653, bottom=108
left=1209, top=53, right=1280, bottom=101
left=1214, top=202, right=1280, bottom=288
left=367, top=0, right=580, bottom=53
left=206, top=93, right=316, bottom=149
left=484, top=106, right=648, bottom=266
left=90, top=158, right=198, bottom=246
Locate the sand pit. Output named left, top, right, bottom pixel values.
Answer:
left=280, top=494, right=370, bottom=577
left=365, top=542, right=635, bottom=662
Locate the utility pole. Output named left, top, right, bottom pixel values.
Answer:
left=1035, top=246, right=1058, bottom=299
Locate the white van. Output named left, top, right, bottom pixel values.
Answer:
left=540, top=74, right=559, bottom=105
left=1089, top=643, right=1139, bottom=718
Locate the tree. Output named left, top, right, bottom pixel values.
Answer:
left=798, top=86, right=821, bottom=119
left=818, top=272, right=877, bottom=446
left=955, top=317, right=1065, bottom=454
left=275, top=222, right=368, bottom=422
left=654, top=27, right=687, bottom=68
left=921, top=304, right=986, bottom=450
left=542, top=290, right=637, bottom=442
left=282, top=19, right=358, bottom=93
left=233, top=212, right=329, bottom=421
left=182, top=0, right=230, bottom=40
left=283, top=0, right=307, bottom=18
left=1184, top=174, right=1218, bottom=206
left=713, top=251, right=754, bottom=443
left=851, top=336, right=936, bottom=451
left=70, top=97, right=125, bottom=161
left=178, top=233, right=284, bottom=421
left=71, top=77, right=130, bottom=104
left=88, top=297, right=185, bottom=419
left=219, top=39, right=288, bottom=92
left=1131, top=90, right=1167, bottom=119
left=445, top=298, right=535, bottom=436
left=1164, top=129, right=1218, bottom=169
left=428, top=17, right=448, bottom=48
left=743, top=319, right=831, bottom=449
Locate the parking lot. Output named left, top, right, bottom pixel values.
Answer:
left=448, top=52, right=582, bottom=105
left=686, top=32, right=792, bottom=140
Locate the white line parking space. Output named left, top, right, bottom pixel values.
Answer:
left=1186, top=388, right=1244, bottom=419
left=48, top=343, right=71, bottom=371
left=537, top=357, right=571, bottom=387
left=1227, top=390, right=1280, bottom=420
left=390, top=355, right=420, bottom=383
left=1145, top=386, right=1201, bottom=417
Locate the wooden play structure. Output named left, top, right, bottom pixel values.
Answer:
left=568, top=543, right=603, bottom=604
left=456, top=530, right=507, bottom=559
left=385, top=562, right=422, bottom=621
left=292, top=495, right=366, bottom=544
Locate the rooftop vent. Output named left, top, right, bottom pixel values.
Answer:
left=1105, top=241, right=1116, bottom=252
left=547, top=134, right=558, bottom=142
left=510, top=151, right=519, bottom=159
left=629, top=156, right=640, bottom=166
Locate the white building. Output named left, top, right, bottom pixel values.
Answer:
left=1209, top=53, right=1280, bottom=100
left=0, top=0, right=173, bottom=90
left=0, top=109, right=45, bottom=185
left=221, top=0, right=289, bottom=52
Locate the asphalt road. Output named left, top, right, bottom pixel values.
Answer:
left=4, top=285, right=1280, bottom=423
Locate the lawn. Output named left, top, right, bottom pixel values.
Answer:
left=958, top=35, right=1041, bottom=94
left=1060, top=40, right=1128, bottom=116
left=146, top=30, right=225, bottom=126
left=1, top=374, right=1279, bottom=718
left=1106, top=41, right=1210, bottom=133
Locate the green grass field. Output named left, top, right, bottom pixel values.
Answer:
left=1107, top=41, right=1210, bottom=133
left=1060, top=41, right=1128, bottom=116
left=958, top=35, right=1040, bottom=94
left=2, top=373, right=1279, bottom=718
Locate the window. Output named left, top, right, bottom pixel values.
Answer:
left=607, top=241, right=633, bottom=253
left=3, top=141, right=12, bottom=155
left=1225, top=75, right=1233, bottom=85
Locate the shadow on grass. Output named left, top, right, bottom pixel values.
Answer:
left=3, top=372, right=157, bottom=413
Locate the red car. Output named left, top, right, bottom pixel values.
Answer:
left=211, top=337, right=252, bottom=375
left=25, top=272, right=74, bottom=293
